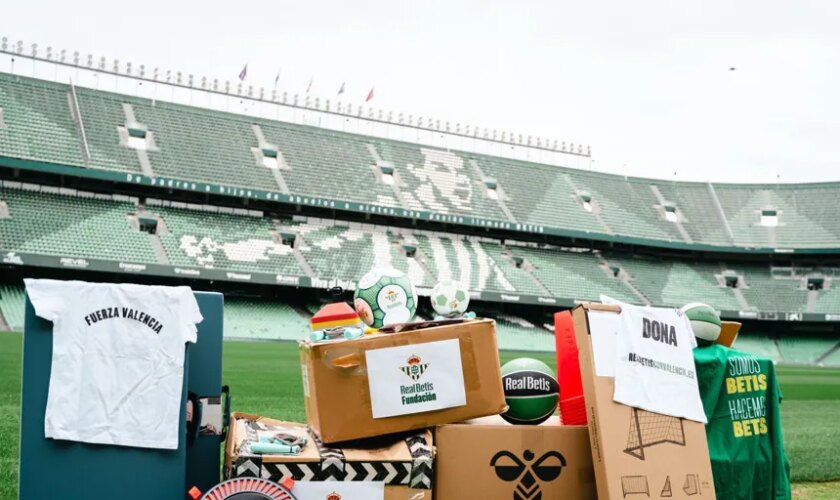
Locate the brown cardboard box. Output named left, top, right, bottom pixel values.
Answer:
left=225, top=413, right=433, bottom=500
left=717, top=321, right=742, bottom=348
left=435, top=415, right=596, bottom=500
left=300, top=319, right=506, bottom=443
left=573, top=304, right=716, bottom=499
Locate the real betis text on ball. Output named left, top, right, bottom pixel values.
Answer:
left=354, top=268, right=418, bottom=329
left=431, top=280, right=470, bottom=318
left=681, top=302, right=721, bottom=347
left=500, top=358, right=559, bottom=425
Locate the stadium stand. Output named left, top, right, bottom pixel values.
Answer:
left=478, top=242, right=544, bottom=296
left=511, top=245, right=639, bottom=303
left=1, top=72, right=840, bottom=361
left=73, top=89, right=145, bottom=173
left=493, top=314, right=555, bottom=352
left=1, top=179, right=837, bottom=314
left=286, top=219, right=388, bottom=282
left=0, top=75, right=86, bottom=167
left=0, top=283, right=24, bottom=331
left=609, top=255, right=741, bottom=311
left=5, top=73, right=840, bottom=251
left=777, top=336, right=839, bottom=365
left=732, top=333, right=783, bottom=362
left=0, top=183, right=157, bottom=263
left=813, top=285, right=840, bottom=313
left=150, top=202, right=303, bottom=275
left=738, top=266, right=809, bottom=313
left=223, top=297, right=310, bottom=341
left=820, top=347, right=840, bottom=367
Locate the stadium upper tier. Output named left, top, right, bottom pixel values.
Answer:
left=1, top=73, right=840, bottom=252
left=2, top=181, right=839, bottom=316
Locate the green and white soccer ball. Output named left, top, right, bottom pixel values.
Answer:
left=354, top=268, right=417, bottom=328
left=431, top=280, right=470, bottom=318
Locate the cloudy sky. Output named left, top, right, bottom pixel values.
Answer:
left=4, top=1, right=839, bottom=183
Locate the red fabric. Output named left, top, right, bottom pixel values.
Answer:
left=554, top=311, right=586, bottom=424
left=365, top=87, right=374, bottom=102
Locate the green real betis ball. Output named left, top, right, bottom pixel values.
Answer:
left=354, top=268, right=418, bottom=329
left=681, top=302, right=722, bottom=347
left=500, top=358, right=559, bottom=425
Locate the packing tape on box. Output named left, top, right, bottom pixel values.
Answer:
left=312, top=328, right=483, bottom=392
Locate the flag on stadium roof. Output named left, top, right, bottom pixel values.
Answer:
left=337, top=82, right=345, bottom=95
left=274, top=70, right=281, bottom=88
left=365, top=87, right=374, bottom=102
left=238, top=64, right=248, bottom=81
left=306, top=76, right=313, bottom=93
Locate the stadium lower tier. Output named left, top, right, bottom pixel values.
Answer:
left=0, top=181, right=840, bottom=315
left=0, top=284, right=836, bottom=363
left=2, top=181, right=840, bottom=315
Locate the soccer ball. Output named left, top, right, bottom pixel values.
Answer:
left=431, top=280, right=470, bottom=318
left=354, top=268, right=417, bottom=328
left=681, top=302, right=721, bottom=347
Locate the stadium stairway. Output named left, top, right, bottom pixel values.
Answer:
left=815, top=340, right=840, bottom=366
left=0, top=284, right=25, bottom=331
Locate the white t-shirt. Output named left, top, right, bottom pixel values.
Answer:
left=25, top=279, right=203, bottom=450
left=612, top=302, right=707, bottom=423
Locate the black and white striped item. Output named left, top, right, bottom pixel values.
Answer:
left=406, top=433, right=433, bottom=489
left=232, top=429, right=433, bottom=489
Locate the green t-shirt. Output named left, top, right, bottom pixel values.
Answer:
left=694, top=344, right=791, bottom=500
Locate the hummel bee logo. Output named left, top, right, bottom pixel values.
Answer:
left=399, top=354, right=429, bottom=381
left=491, top=449, right=566, bottom=500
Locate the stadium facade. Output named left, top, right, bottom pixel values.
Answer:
left=1, top=55, right=839, bottom=366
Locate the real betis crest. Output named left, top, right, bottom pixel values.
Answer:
left=400, top=354, right=429, bottom=381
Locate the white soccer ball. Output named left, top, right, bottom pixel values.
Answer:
left=431, top=280, right=470, bottom=318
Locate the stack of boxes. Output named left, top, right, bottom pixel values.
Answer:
left=224, top=314, right=602, bottom=499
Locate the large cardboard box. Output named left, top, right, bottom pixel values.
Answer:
left=435, top=415, right=596, bottom=500
left=573, top=304, right=716, bottom=499
left=300, top=319, right=506, bottom=443
left=225, top=413, right=433, bottom=500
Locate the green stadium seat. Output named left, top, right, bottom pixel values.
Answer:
left=224, top=298, right=310, bottom=341
left=0, top=183, right=157, bottom=263
left=0, top=283, right=25, bottom=330
left=777, top=336, right=838, bottom=365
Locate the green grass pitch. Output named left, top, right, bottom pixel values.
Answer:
left=1, top=333, right=839, bottom=498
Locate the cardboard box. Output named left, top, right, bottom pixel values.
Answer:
left=300, top=319, right=506, bottom=443
left=434, top=415, right=596, bottom=500
left=717, top=321, right=742, bottom=348
left=573, top=304, right=716, bottom=499
left=225, top=413, right=433, bottom=500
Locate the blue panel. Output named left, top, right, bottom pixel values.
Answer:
left=186, top=292, right=225, bottom=493
left=18, top=297, right=188, bottom=499
left=18, top=291, right=225, bottom=499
